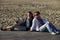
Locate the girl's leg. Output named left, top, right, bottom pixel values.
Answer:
left=45, top=24, right=53, bottom=33
left=39, top=23, right=59, bottom=35
left=46, top=23, right=60, bottom=34
left=49, top=23, right=58, bottom=32
left=39, top=23, right=53, bottom=32
left=39, top=26, right=48, bottom=32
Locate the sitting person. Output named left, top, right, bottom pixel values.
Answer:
left=30, top=11, right=59, bottom=35
left=26, top=11, right=34, bottom=31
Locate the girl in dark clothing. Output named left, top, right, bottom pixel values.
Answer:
left=26, top=11, right=33, bottom=31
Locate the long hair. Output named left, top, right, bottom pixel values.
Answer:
left=28, top=11, right=33, bottom=19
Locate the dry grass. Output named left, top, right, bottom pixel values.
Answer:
left=0, top=0, right=60, bottom=28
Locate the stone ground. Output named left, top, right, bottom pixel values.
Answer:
left=0, top=31, right=60, bottom=40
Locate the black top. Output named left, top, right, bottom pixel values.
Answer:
left=26, top=16, right=33, bottom=30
